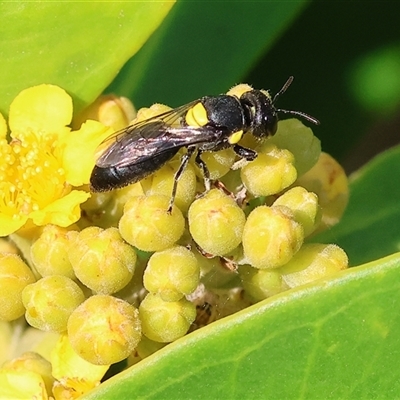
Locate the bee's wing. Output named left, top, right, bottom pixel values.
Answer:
left=95, top=100, right=224, bottom=168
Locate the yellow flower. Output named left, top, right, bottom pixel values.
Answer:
left=0, top=85, right=113, bottom=236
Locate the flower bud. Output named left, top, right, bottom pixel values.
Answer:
left=199, top=148, right=236, bottom=180
left=296, top=152, right=348, bottom=232
left=68, top=227, right=136, bottom=294
left=0, top=253, right=35, bottom=321
left=74, top=94, right=136, bottom=131
left=239, top=265, right=289, bottom=301
left=279, top=243, right=348, bottom=288
left=273, top=186, right=321, bottom=237
left=30, top=225, right=75, bottom=279
left=2, top=352, right=54, bottom=394
left=119, top=195, right=185, bottom=252
left=242, top=206, right=304, bottom=269
left=22, top=275, right=85, bottom=332
left=0, top=368, right=48, bottom=399
left=68, top=295, right=141, bottom=365
left=139, top=293, right=196, bottom=343
left=140, top=159, right=197, bottom=213
left=144, top=246, right=200, bottom=301
left=188, top=189, right=245, bottom=256
left=268, top=118, right=321, bottom=176
left=240, top=143, right=297, bottom=196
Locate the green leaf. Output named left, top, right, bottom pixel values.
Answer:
left=0, top=2, right=175, bottom=116
left=84, top=253, right=400, bottom=399
left=314, top=145, right=400, bottom=266
left=107, top=1, right=310, bottom=108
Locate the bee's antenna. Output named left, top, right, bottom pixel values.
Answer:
left=276, top=108, right=320, bottom=125
left=273, top=76, right=294, bottom=103
left=274, top=76, right=320, bottom=125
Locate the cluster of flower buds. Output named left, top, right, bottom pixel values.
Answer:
left=0, top=86, right=349, bottom=398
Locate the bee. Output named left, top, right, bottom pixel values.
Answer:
left=90, top=77, right=319, bottom=211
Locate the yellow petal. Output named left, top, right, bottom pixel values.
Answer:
left=9, top=85, right=72, bottom=135
left=51, top=335, right=108, bottom=387
left=0, top=368, right=48, bottom=400
left=0, top=214, right=27, bottom=237
left=29, top=190, right=90, bottom=227
left=61, top=120, right=113, bottom=186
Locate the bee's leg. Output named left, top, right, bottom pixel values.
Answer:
left=233, top=144, right=257, bottom=161
left=168, top=145, right=197, bottom=213
left=195, top=150, right=211, bottom=191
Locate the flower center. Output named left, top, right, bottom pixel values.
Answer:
left=0, top=131, right=67, bottom=218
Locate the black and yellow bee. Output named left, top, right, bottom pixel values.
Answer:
left=90, top=77, right=319, bottom=211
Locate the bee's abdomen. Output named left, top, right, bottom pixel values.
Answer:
left=90, top=149, right=179, bottom=192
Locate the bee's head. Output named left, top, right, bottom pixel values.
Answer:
left=240, top=89, right=278, bottom=137
left=240, top=76, right=319, bottom=138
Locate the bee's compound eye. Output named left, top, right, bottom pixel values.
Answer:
left=251, top=113, right=278, bottom=138
left=265, top=115, right=278, bottom=136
